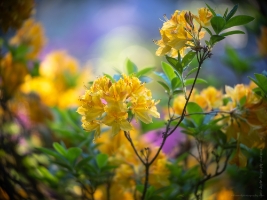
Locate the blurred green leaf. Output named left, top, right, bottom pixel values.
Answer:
left=223, top=8, right=229, bottom=19
left=171, top=77, right=181, bottom=90
left=162, top=61, right=176, bottom=82
left=30, top=61, right=40, bottom=77
left=136, top=184, right=144, bottom=193
left=210, top=35, right=225, bottom=46
left=223, top=15, right=254, bottom=30
left=157, top=81, right=170, bottom=94
left=186, top=102, right=204, bottom=126
left=185, top=67, right=199, bottom=78
left=211, top=16, right=226, bottom=34
left=166, top=55, right=183, bottom=73
left=225, top=4, right=238, bottom=21
left=220, top=30, right=245, bottom=37
left=76, top=156, right=93, bottom=170
left=184, top=78, right=207, bottom=86
left=154, top=71, right=170, bottom=85
left=125, top=58, right=138, bottom=75
left=104, top=73, right=115, bottom=83
left=136, top=67, right=155, bottom=78
left=206, top=3, right=216, bottom=16
left=96, top=153, right=108, bottom=168
left=53, top=142, right=67, bottom=157
left=203, top=27, right=212, bottom=36
left=66, top=147, right=82, bottom=165
left=182, top=51, right=196, bottom=69
left=140, top=119, right=165, bottom=133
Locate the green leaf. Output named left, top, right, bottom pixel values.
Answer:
left=185, top=67, right=199, bottom=78
left=125, top=59, right=138, bottom=75
left=255, top=73, right=267, bottom=93
left=140, top=120, right=165, bottom=133
left=37, top=147, right=59, bottom=158
left=223, top=15, right=254, bottom=30
left=53, top=142, right=67, bottom=156
left=165, top=55, right=178, bottom=67
left=220, top=30, right=245, bottom=37
left=96, top=153, right=108, bottom=168
left=239, top=96, right=247, bottom=107
left=206, top=3, right=216, bottom=16
left=30, top=62, right=40, bottom=77
left=104, top=73, right=115, bottom=83
left=225, top=4, right=238, bottom=21
left=161, top=61, right=176, bottom=82
left=165, top=55, right=183, bottom=73
left=182, top=51, right=196, bottom=69
left=136, top=67, right=155, bottom=77
left=38, top=166, right=58, bottom=184
left=173, top=89, right=183, bottom=95
left=171, top=77, right=181, bottom=90
left=210, top=35, right=225, bottom=46
left=186, top=102, right=204, bottom=126
left=211, top=16, right=226, bottom=34
left=154, top=71, right=170, bottom=85
left=157, top=81, right=170, bottom=93
left=66, top=147, right=82, bottom=165
left=223, top=8, right=229, bottom=19
left=184, top=78, right=207, bottom=86
left=136, top=184, right=144, bottom=193
left=203, top=27, right=212, bottom=36
left=76, top=156, right=93, bottom=170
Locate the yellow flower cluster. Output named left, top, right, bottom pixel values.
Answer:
left=173, top=86, right=223, bottom=115
left=21, top=51, right=87, bottom=108
left=96, top=129, right=170, bottom=199
left=9, top=19, right=46, bottom=60
left=77, top=75, right=160, bottom=138
left=222, top=84, right=266, bottom=149
left=154, top=7, right=212, bottom=57
left=172, top=83, right=266, bottom=167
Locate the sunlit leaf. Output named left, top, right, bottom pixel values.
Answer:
left=125, top=58, right=138, bottom=75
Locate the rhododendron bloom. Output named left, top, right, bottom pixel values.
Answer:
left=77, top=74, right=160, bottom=139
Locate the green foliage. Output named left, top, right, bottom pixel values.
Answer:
left=223, top=46, right=254, bottom=75
left=96, top=153, right=108, bottom=168
left=248, top=71, right=267, bottom=98
left=206, top=4, right=254, bottom=47
left=126, top=58, right=138, bottom=75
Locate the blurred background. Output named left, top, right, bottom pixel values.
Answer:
left=32, top=0, right=267, bottom=87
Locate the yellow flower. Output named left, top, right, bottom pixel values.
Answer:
left=78, top=74, right=160, bottom=138
left=155, top=9, right=206, bottom=57
left=0, top=0, right=34, bottom=32
left=193, top=7, right=213, bottom=27
left=131, top=96, right=160, bottom=124
left=81, top=118, right=101, bottom=139
left=103, top=102, right=132, bottom=135
left=21, top=51, right=85, bottom=108
left=9, top=19, right=46, bottom=60
left=0, top=53, right=28, bottom=99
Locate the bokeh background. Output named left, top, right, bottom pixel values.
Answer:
left=33, top=0, right=267, bottom=87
